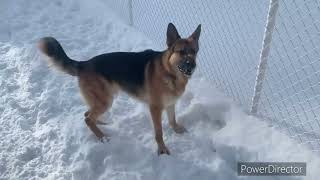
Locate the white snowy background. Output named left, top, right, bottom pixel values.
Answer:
left=0, top=0, right=319, bottom=179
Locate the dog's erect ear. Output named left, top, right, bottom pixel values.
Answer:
left=166, top=23, right=181, bottom=47
left=189, top=24, right=201, bottom=41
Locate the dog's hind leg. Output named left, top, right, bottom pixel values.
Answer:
left=84, top=110, right=107, bottom=125
left=79, top=73, right=116, bottom=142
left=85, top=107, right=111, bottom=141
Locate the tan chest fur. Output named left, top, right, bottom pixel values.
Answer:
left=162, top=75, right=187, bottom=105
left=147, top=71, right=188, bottom=107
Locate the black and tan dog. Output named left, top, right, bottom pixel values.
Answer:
left=38, top=23, right=201, bottom=155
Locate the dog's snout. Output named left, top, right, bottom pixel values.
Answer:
left=186, top=60, right=196, bottom=69
left=177, top=58, right=196, bottom=76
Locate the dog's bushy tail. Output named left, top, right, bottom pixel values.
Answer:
left=38, top=37, right=80, bottom=76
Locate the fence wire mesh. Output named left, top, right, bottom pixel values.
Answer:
left=103, top=0, right=320, bottom=153
left=258, top=0, right=320, bottom=152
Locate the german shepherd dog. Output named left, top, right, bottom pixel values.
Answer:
left=38, top=23, right=201, bottom=155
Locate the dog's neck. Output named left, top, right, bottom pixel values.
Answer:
left=161, top=50, right=188, bottom=86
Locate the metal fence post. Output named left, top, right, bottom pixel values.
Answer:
left=128, top=0, right=133, bottom=26
left=250, top=0, right=279, bottom=114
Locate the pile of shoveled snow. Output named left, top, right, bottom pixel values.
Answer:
left=0, top=0, right=319, bottom=179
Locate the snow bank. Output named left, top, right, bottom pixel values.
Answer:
left=0, top=0, right=319, bottom=179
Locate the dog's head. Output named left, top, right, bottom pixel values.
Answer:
left=166, top=23, right=201, bottom=78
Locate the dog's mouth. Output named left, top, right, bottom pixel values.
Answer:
left=178, top=65, right=194, bottom=77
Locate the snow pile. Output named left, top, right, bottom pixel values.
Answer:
left=0, top=0, right=319, bottom=179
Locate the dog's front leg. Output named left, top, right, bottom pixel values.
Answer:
left=166, top=104, right=187, bottom=134
left=149, top=105, right=170, bottom=155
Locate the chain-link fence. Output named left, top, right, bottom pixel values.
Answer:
left=257, top=0, right=320, bottom=152
left=103, top=0, right=320, bottom=153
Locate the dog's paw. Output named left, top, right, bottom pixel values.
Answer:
left=173, top=123, right=187, bottom=134
left=99, top=135, right=110, bottom=143
left=158, top=145, right=170, bottom=155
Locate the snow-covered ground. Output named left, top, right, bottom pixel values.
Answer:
left=0, top=0, right=319, bottom=179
